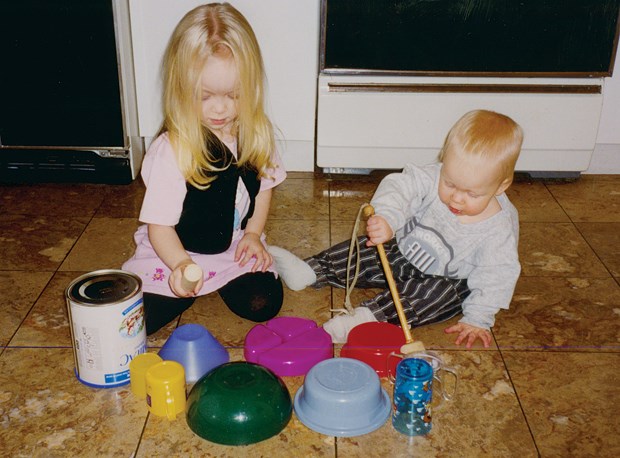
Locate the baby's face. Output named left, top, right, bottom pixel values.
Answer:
left=438, top=153, right=509, bottom=219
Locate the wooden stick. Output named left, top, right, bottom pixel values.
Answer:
left=363, top=205, right=425, bottom=354
left=181, top=264, right=203, bottom=292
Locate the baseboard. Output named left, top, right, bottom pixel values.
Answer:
left=0, top=149, right=133, bottom=184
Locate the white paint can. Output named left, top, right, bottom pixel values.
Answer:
left=66, top=270, right=146, bottom=388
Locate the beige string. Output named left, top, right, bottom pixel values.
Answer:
left=330, top=202, right=369, bottom=315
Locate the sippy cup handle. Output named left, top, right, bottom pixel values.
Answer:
left=437, top=365, right=458, bottom=401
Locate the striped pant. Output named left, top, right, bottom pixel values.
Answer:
left=306, top=236, right=470, bottom=328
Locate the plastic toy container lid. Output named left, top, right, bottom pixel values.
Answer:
left=244, top=316, right=332, bottom=377
left=293, top=358, right=391, bottom=437
left=340, top=322, right=405, bottom=377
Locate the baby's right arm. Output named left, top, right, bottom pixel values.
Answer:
left=365, top=215, right=394, bottom=246
left=370, top=163, right=437, bottom=234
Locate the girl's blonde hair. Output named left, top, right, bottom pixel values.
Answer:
left=159, top=2, right=275, bottom=188
left=438, top=110, right=524, bottom=181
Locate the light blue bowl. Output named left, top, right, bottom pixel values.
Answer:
left=294, top=358, right=391, bottom=437
left=158, top=324, right=229, bottom=383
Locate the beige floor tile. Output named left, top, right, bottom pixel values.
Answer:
left=0, top=348, right=146, bottom=457
left=576, top=222, right=620, bottom=277
left=285, top=171, right=320, bottom=179
left=279, top=286, right=333, bottom=325
left=329, top=179, right=381, bottom=222
left=503, top=351, right=620, bottom=457
left=10, top=271, right=78, bottom=347
left=269, top=177, right=330, bottom=221
left=179, top=292, right=259, bottom=348
left=147, top=320, right=181, bottom=349
left=495, top=276, right=620, bottom=351
left=0, top=183, right=106, bottom=217
left=265, top=218, right=330, bottom=259
left=337, top=351, right=537, bottom=458
left=0, top=271, right=53, bottom=347
left=546, top=177, right=620, bottom=222
left=506, top=181, right=570, bottom=223
left=519, top=223, right=610, bottom=278
left=59, top=217, right=140, bottom=271
left=0, top=214, right=90, bottom=270
left=330, top=220, right=363, bottom=246
left=95, top=180, right=145, bottom=218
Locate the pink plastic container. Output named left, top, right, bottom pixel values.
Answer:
left=340, top=322, right=406, bottom=377
left=244, top=317, right=332, bottom=377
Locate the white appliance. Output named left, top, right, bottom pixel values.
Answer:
left=316, top=0, right=619, bottom=177
left=317, top=74, right=605, bottom=175
left=0, top=0, right=143, bottom=183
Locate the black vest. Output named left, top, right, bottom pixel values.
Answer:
left=175, top=141, right=260, bottom=254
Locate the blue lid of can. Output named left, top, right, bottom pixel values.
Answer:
left=396, top=358, right=433, bottom=380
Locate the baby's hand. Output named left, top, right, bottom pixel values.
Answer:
left=235, top=232, right=273, bottom=272
left=444, top=322, right=492, bottom=349
left=365, top=215, right=394, bottom=246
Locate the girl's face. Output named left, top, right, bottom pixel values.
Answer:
left=200, top=54, right=239, bottom=141
left=438, top=152, right=510, bottom=219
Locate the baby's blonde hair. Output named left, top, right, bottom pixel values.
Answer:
left=159, top=2, right=275, bottom=188
left=438, top=110, right=524, bottom=182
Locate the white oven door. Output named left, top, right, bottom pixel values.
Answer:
left=316, top=74, right=604, bottom=174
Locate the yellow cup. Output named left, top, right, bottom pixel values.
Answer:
left=145, top=361, right=186, bottom=420
left=129, top=353, right=163, bottom=399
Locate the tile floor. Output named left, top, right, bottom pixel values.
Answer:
left=0, top=172, right=619, bottom=457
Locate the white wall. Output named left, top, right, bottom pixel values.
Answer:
left=128, top=0, right=319, bottom=171
left=588, top=54, right=620, bottom=173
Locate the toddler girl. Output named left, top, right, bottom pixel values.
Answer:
left=123, top=3, right=286, bottom=335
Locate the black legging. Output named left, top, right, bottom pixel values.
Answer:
left=142, top=272, right=283, bottom=335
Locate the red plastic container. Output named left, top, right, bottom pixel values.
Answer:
left=340, top=322, right=406, bottom=377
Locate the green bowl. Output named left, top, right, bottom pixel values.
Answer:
left=186, top=362, right=292, bottom=445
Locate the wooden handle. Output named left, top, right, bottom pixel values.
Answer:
left=180, top=264, right=203, bottom=292
left=364, top=204, right=414, bottom=344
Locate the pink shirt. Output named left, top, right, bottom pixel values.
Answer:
left=122, top=133, right=286, bottom=297
left=139, top=133, right=286, bottom=226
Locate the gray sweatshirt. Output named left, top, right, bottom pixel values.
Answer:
left=371, top=162, right=520, bottom=329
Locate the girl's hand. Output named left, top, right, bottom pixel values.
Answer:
left=365, top=215, right=394, bottom=246
left=444, top=322, right=493, bottom=349
left=168, top=259, right=204, bottom=297
left=235, top=232, right=273, bottom=272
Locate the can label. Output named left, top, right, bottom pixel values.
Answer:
left=66, top=270, right=146, bottom=388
